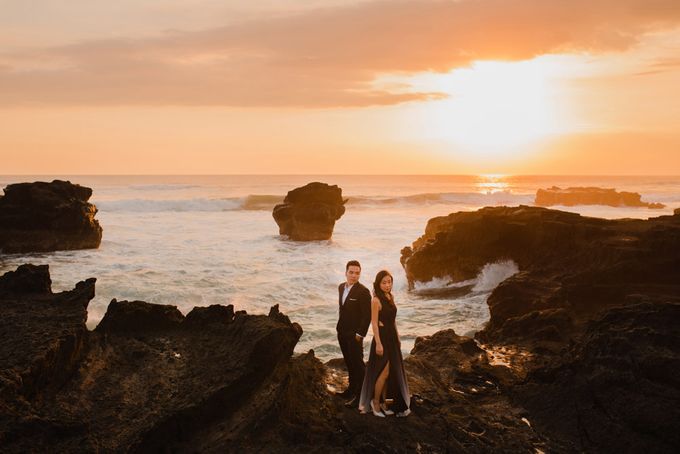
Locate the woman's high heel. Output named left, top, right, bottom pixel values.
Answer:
left=380, top=402, right=394, bottom=416
left=396, top=408, right=411, bottom=418
left=370, top=400, right=385, bottom=417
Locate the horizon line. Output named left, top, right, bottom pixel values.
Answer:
left=2, top=174, right=680, bottom=178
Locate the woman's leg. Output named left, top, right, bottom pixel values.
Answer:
left=373, top=361, right=390, bottom=408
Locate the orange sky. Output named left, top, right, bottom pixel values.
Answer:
left=1, top=0, right=679, bottom=174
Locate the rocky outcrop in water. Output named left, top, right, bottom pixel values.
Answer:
left=400, top=205, right=680, bottom=452
left=0, top=180, right=103, bottom=253
left=272, top=182, right=346, bottom=241
left=401, top=205, right=680, bottom=345
left=535, top=186, right=665, bottom=209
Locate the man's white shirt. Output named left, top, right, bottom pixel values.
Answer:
left=342, top=283, right=354, bottom=305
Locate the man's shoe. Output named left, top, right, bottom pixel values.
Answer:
left=344, top=395, right=359, bottom=408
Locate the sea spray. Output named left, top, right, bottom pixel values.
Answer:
left=472, top=260, right=520, bottom=292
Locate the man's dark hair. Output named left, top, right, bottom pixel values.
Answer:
left=346, top=260, right=361, bottom=271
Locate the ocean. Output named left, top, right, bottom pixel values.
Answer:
left=1, top=175, right=679, bottom=361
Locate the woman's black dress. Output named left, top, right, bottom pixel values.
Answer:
left=358, top=298, right=410, bottom=414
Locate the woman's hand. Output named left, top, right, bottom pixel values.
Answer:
left=376, top=343, right=384, bottom=356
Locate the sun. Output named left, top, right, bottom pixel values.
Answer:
left=386, top=56, right=574, bottom=159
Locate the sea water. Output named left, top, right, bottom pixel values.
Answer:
left=1, top=175, right=678, bottom=361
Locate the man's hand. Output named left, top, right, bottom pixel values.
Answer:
left=355, top=334, right=363, bottom=343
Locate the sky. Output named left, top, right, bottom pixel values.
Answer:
left=1, top=0, right=679, bottom=175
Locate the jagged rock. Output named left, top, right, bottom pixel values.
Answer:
left=0, top=263, right=52, bottom=294
left=4, top=257, right=678, bottom=453
left=183, top=304, right=234, bottom=327
left=512, top=301, right=680, bottom=453
left=0, top=265, right=302, bottom=453
left=400, top=205, right=680, bottom=452
left=0, top=264, right=94, bottom=405
left=95, top=299, right=184, bottom=333
left=272, top=182, right=346, bottom=241
left=0, top=180, right=103, bottom=253
left=535, top=186, right=665, bottom=209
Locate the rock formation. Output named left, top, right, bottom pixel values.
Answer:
left=535, top=186, right=665, bottom=209
left=400, top=205, right=680, bottom=452
left=272, top=182, right=346, bottom=241
left=4, top=232, right=680, bottom=453
left=0, top=264, right=303, bottom=452
left=0, top=180, right=103, bottom=253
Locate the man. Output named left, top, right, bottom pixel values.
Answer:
left=336, top=260, right=372, bottom=407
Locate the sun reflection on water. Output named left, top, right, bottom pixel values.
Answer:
left=476, top=174, right=510, bottom=194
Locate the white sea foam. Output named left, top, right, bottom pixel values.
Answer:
left=413, top=276, right=477, bottom=290
left=96, top=198, right=243, bottom=212
left=472, top=260, right=520, bottom=292
left=128, top=184, right=202, bottom=191
left=95, top=192, right=532, bottom=213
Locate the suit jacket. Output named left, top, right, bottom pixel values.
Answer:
left=336, top=281, right=372, bottom=337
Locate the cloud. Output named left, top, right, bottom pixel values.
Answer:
left=1, top=0, right=679, bottom=107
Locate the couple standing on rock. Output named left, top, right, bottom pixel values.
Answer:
left=336, top=260, right=411, bottom=418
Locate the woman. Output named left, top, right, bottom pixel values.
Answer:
left=358, top=270, right=411, bottom=417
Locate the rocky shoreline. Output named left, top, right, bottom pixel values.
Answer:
left=2, top=205, right=680, bottom=452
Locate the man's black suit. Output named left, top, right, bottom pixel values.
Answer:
left=336, top=281, right=372, bottom=396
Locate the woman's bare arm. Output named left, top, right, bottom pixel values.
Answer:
left=371, top=296, right=382, bottom=349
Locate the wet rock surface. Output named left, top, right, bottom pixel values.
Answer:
left=535, top=186, right=665, bottom=209
left=0, top=180, right=103, bottom=253
left=272, top=182, right=346, bottom=241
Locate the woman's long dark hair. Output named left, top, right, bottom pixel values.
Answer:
left=373, top=270, right=394, bottom=306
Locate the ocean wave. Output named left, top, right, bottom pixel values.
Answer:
left=349, top=191, right=532, bottom=207
left=97, top=198, right=243, bottom=212
left=412, top=260, right=519, bottom=297
left=128, top=184, right=203, bottom=191
left=96, top=192, right=533, bottom=212
left=241, top=195, right=284, bottom=210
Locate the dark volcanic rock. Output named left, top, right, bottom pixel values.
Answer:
left=0, top=264, right=555, bottom=453
left=513, top=301, right=680, bottom=453
left=0, top=180, right=103, bottom=253
left=535, top=186, right=665, bottom=209
left=401, top=205, right=680, bottom=346
left=183, top=303, right=234, bottom=327
left=401, top=205, right=680, bottom=452
left=95, top=299, right=184, bottom=333
left=0, top=264, right=303, bottom=453
left=7, top=258, right=677, bottom=453
left=272, top=182, right=346, bottom=241
left=0, top=264, right=94, bottom=403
